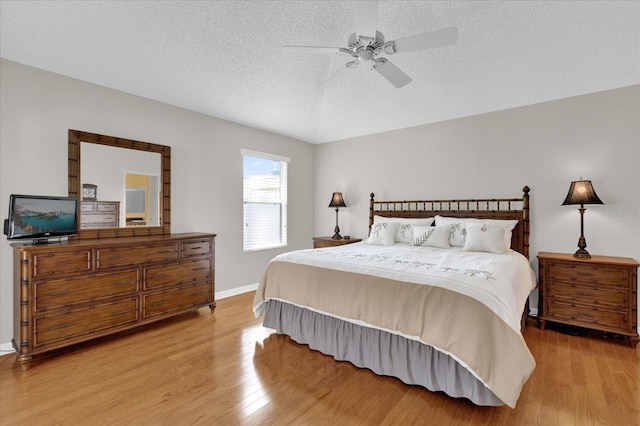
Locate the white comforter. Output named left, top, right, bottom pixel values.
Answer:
left=256, top=242, right=537, bottom=335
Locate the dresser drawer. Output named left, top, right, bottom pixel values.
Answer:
left=546, top=300, right=628, bottom=331
left=181, top=240, right=212, bottom=258
left=32, top=250, right=92, bottom=278
left=33, top=298, right=139, bottom=347
left=144, top=258, right=212, bottom=290
left=546, top=283, right=628, bottom=309
left=34, top=269, right=139, bottom=311
left=143, top=282, right=212, bottom=318
left=546, top=262, right=628, bottom=287
left=81, top=213, right=118, bottom=227
left=96, top=243, right=178, bottom=269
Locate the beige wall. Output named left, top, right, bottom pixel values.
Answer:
left=315, top=85, right=640, bottom=328
left=0, top=59, right=315, bottom=346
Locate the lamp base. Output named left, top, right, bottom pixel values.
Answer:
left=573, top=248, right=591, bottom=259
left=332, top=225, right=342, bottom=240
left=574, top=235, right=591, bottom=258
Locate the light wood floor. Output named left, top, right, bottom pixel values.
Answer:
left=1, top=291, right=638, bottom=425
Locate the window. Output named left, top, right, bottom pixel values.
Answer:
left=242, top=149, right=289, bottom=251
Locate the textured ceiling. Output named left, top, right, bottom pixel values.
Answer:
left=1, top=1, right=639, bottom=144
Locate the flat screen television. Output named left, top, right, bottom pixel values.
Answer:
left=4, top=194, right=79, bottom=244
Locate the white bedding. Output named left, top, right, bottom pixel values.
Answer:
left=255, top=242, right=537, bottom=335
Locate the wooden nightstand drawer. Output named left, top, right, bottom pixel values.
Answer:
left=546, top=284, right=627, bottom=308
left=547, top=262, right=628, bottom=287
left=546, top=300, right=628, bottom=331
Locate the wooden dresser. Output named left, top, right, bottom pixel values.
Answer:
left=11, top=233, right=215, bottom=369
left=80, top=201, right=120, bottom=228
left=537, top=251, right=639, bottom=347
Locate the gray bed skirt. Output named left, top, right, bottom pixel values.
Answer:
left=263, top=299, right=504, bottom=407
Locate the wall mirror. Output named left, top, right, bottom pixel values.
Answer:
left=68, top=129, right=171, bottom=239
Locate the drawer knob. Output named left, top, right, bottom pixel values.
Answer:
left=47, top=323, right=71, bottom=331
left=47, top=290, right=70, bottom=297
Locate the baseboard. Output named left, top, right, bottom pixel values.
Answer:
left=529, top=307, right=538, bottom=317
left=0, top=342, right=15, bottom=356
left=215, top=283, right=258, bottom=300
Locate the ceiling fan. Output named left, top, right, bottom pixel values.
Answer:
left=284, top=1, right=458, bottom=89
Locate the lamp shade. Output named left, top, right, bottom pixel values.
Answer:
left=328, top=192, right=346, bottom=208
left=561, top=180, right=603, bottom=206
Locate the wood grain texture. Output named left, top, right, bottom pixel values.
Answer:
left=1, top=291, right=638, bottom=425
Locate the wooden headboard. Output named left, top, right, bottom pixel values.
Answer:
left=369, top=186, right=531, bottom=259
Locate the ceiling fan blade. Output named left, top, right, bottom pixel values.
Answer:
left=388, top=27, right=458, bottom=54
left=325, top=61, right=357, bottom=89
left=283, top=45, right=343, bottom=54
left=352, top=0, right=378, bottom=40
left=373, top=59, right=412, bottom=88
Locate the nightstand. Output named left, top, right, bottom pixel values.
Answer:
left=312, top=236, right=362, bottom=249
left=537, top=252, right=639, bottom=348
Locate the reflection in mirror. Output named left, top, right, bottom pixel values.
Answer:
left=124, top=172, right=160, bottom=227
left=81, top=143, right=161, bottom=228
left=68, top=129, right=171, bottom=239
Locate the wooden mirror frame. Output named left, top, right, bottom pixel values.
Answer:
left=68, top=129, right=171, bottom=239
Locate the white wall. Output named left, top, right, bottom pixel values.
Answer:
left=315, top=85, right=640, bottom=328
left=0, top=59, right=315, bottom=346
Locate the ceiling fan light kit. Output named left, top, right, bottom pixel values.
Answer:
left=284, top=1, right=458, bottom=88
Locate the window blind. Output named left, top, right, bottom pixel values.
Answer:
left=242, top=149, right=289, bottom=251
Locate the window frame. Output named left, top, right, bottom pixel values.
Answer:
left=241, top=148, right=290, bottom=252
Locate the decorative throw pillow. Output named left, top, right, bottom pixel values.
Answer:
left=434, top=216, right=468, bottom=247
left=462, top=224, right=507, bottom=254
left=365, top=222, right=400, bottom=246
left=412, top=225, right=451, bottom=249
left=435, top=216, right=518, bottom=248
left=373, top=216, right=434, bottom=244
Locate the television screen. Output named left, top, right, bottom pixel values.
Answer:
left=5, top=194, right=78, bottom=242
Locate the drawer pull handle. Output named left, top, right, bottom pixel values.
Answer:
left=192, top=267, right=208, bottom=272
left=189, top=246, right=203, bottom=250
left=582, top=312, right=593, bottom=317
left=152, top=274, right=168, bottom=279
left=56, top=260, right=73, bottom=265
left=152, top=300, right=167, bottom=306
left=48, top=323, right=71, bottom=331
left=193, top=290, right=207, bottom=297
left=577, top=291, right=594, bottom=297
left=108, top=255, right=122, bottom=260
left=577, top=272, right=591, bottom=276
left=112, top=309, right=130, bottom=316
left=113, top=280, right=130, bottom=286
left=47, top=290, right=70, bottom=297
left=159, top=250, right=174, bottom=254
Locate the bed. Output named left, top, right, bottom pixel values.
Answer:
left=253, top=186, right=536, bottom=408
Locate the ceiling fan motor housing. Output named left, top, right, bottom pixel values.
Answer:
left=348, top=31, right=387, bottom=62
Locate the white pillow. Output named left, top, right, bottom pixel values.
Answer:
left=365, top=222, right=400, bottom=246
left=435, top=216, right=518, bottom=248
left=463, top=224, right=507, bottom=254
left=433, top=216, right=468, bottom=247
left=373, top=215, right=434, bottom=244
left=412, top=225, right=451, bottom=249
